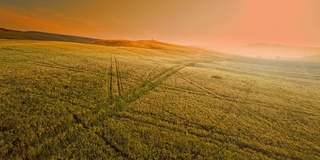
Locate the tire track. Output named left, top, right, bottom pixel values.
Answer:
left=72, top=113, right=132, bottom=159
left=175, top=72, right=275, bottom=108
left=143, top=64, right=160, bottom=82
left=173, top=72, right=237, bottom=130
left=114, top=57, right=123, bottom=98
left=172, top=72, right=271, bottom=131
left=175, top=72, right=224, bottom=99
left=124, top=63, right=195, bottom=103
left=124, top=109, right=227, bottom=136
left=119, top=64, right=180, bottom=102
left=138, top=63, right=159, bottom=82
left=118, top=111, right=287, bottom=159
left=159, top=85, right=208, bottom=96
left=170, top=72, right=303, bottom=159
left=28, top=103, right=128, bottom=159
left=51, top=56, right=131, bottom=159
left=29, top=61, right=195, bottom=159
left=109, top=56, right=113, bottom=100
left=64, top=63, right=190, bottom=158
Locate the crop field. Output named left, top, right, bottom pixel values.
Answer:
left=1, top=40, right=320, bottom=159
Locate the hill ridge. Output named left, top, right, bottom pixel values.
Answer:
left=0, top=27, right=98, bottom=43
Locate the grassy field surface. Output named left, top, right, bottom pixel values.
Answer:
left=1, top=40, right=319, bottom=159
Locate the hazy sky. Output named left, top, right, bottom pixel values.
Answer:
left=0, top=0, right=319, bottom=46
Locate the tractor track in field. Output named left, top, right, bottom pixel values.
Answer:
left=167, top=71, right=266, bottom=151
left=172, top=71, right=279, bottom=131
left=174, top=72, right=277, bottom=108
left=173, top=72, right=237, bottom=130
left=109, top=56, right=114, bottom=100
left=122, top=109, right=227, bottom=136
left=159, top=85, right=208, bottom=96
left=18, top=61, right=234, bottom=159
left=108, top=56, right=123, bottom=99
left=164, top=71, right=306, bottom=159
left=123, top=63, right=196, bottom=103
left=72, top=63, right=192, bottom=158
left=28, top=61, right=196, bottom=159
left=41, top=61, right=196, bottom=159
left=233, top=102, right=320, bottom=150
left=118, top=109, right=289, bottom=159
left=27, top=101, right=289, bottom=160
left=138, top=63, right=158, bottom=82
left=54, top=66, right=317, bottom=159
left=114, top=57, right=123, bottom=98
left=174, top=72, right=227, bottom=99
left=108, top=56, right=119, bottom=100
left=116, top=64, right=180, bottom=102
left=8, top=57, right=296, bottom=159
left=143, top=64, right=160, bottom=82
left=43, top=55, right=131, bottom=159
left=73, top=114, right=132, bottom=159
left=13, top=92, right=123, bottom=159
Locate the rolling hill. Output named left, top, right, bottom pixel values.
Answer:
left=0, top=28, right=98, bottom=43
left=0, top=28, right=208, bottom=53
left=94, top=39, right=191, bottom=50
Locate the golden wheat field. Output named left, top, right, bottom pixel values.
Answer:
left=1, top=40, right=320, bottom=159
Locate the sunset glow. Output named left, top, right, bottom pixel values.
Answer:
left=1, top=1, right=320, bottom=159
left=1, top=0, right=319, bottom=46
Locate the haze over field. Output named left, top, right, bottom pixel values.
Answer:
left=203, top=43, right=320, bottom=59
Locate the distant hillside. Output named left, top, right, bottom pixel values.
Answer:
left=0, top=28, right=98, bottom=43
left=94, top=40, right=225, bottom=59
left=301, top=55, right=320, bottom=62
left=94, top=40, right=190, bottom=50
left=0, top=28, right=220, bottom=56
left=237, top=43, right=320, bottom=58
left=205, top=43, right=320, bottom=59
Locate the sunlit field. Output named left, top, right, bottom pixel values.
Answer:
left=1, top=40, right=320, bottom=159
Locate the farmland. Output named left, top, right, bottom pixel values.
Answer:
left=1, top=40, right=320, bottom=159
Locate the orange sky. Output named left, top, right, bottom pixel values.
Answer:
left=0, top=0, right=319, bottom=46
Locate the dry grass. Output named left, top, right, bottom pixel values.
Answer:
left=1, top=40, right=319, bottom=159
